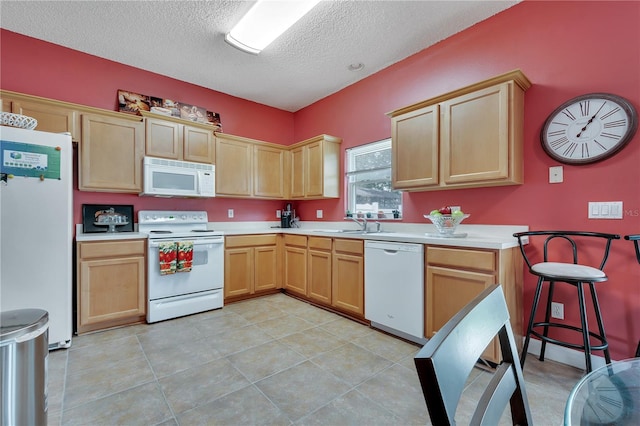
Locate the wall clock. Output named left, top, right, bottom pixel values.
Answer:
left=540, top=93, right=638, bottom=164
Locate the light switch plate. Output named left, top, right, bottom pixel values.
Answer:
left=228, top=209, right=234, bottom=218
left=588, top=201, right=623, bottom=219
left=316, top=210, right=323, bottom=219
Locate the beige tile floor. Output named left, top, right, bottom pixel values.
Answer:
left=47, top=293, right=584, bottom=425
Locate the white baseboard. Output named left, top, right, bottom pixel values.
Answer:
left=525, top=338, right=607, bottom=371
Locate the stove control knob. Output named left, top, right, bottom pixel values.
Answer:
left=181, top=215, right=187, bottom=220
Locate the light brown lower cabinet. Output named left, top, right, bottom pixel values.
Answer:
left=425, top=245, right=523, bottom=362
left=283, top=234, right=308, bottom=296
left=307, top=237, right=332, bottom=305
left=76, top=240, right=146, bottom=334
left=224, top=235, right=280, bottom=302
left=331, top=239, right=365, bottom=317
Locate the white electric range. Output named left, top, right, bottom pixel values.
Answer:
left=138, top=210, right=224, bottom=323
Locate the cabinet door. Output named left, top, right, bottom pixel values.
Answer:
left=254, top=246, right=279, bottom=292
left=79, top=114, right=144, bottom=192
left=284, top=246, right=307, bottom=296
left=332, top=252, right=364, bottom=316
left=425, top=265, right=496, bottom=336
left=441, top=82, right=510, bottom=185
left=308, top=249, right=332, bottom=305
left=12, top=99, right=80, bottom=142
left=305, top=141, right=324, bottom=197
left=215, top=136, right=252, bottom=196
left=78, top=256, right=145, bottom=327
left=391, top=104, right=439, bottom=189
left=145, top=117, right=180, bottom=159
left=254, top=144, right=285, bottom=198
left=183, top=125, right=214, bottom=164
left=224, top=247, right=253, bottom=297
left=290, top=145, right=305, bottom=198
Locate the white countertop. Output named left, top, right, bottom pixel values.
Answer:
left=76, top=222, right=528, bottom=249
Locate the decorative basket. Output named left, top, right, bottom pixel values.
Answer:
left=1, top=112, right=38, bottom=130
left=424, top=214, right=470, bottom=235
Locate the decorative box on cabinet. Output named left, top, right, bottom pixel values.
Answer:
left=76, top=240, right=146, bottom=334
left=425, top=245, right=523, bottom=363
left=79, top=112, right=145, bottom=192
left=389, top=69, right=531, bottom=191
left=142, top=112, right=215, bottom=163
left=224, top=235, right=280, bottom=302
left=289, top=134, right=341, bottom=199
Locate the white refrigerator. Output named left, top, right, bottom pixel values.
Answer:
left=1, top=126, right=73, bottom=349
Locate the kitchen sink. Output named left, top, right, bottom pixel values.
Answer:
left=312, top=229, right=394, bottom=235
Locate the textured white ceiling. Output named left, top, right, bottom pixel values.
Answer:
left=0, top=0, right=519, bottom=112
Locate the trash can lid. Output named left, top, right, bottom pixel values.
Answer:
left=0, top=309, right=49, bottom=342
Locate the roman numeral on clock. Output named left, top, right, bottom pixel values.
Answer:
left=562, top=109, right=576, bottom=120
left=550, top=136, right=570, bottom=149
left=600, top=106, right=620, bottom=120
left=603, top=120, right=626, bottom=128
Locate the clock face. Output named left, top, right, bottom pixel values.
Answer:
left=541, top=93, right=638, bottom=164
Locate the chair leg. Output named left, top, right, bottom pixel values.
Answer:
left=588, top=282, right=611, bottom=365
left=539, top=281, right=555, bottom=362
left=521, top=277, right=544, bottom=368
left=577, top=282, right=592, bottom=373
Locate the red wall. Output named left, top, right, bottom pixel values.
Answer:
left=294, top=0, right=640, bottom=359
left=0, top=28, right=295, bottom=224
left=2, top=0, right=639, bottom=359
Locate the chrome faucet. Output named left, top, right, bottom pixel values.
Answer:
left=350, top=216, right=368, bottom=232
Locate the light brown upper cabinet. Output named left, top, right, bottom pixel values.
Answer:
left=79, top=112, right=145, bottom=192
left=215, top=133, right=287, bottom=198
left=142, top=112, right=214, bottom=164
left=289, top=134, right=341, bottom=199
left=2, top=91, right=81, bottom=142
left=389, top=69, right=531, bottom=191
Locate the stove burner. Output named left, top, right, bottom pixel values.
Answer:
left=149, top=230, right=172, bottom=234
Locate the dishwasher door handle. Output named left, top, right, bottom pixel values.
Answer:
left=383, top=249, right=399, bottom=254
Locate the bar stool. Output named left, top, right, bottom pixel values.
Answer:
left=624, top=234, right=640, bottom=357
left=513, top=231, right=620, bottom=373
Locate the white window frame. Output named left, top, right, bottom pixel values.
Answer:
left=345, top=138, right=401, bottom=218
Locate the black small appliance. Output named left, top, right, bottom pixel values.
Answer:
left=281, top=203, right=294, bottom=228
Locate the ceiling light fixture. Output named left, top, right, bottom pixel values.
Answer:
left=225, top=0, right=321, bottom=55
left=348, top=63, right=365, bottom=72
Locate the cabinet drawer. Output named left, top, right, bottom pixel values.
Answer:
left=334, top=238, right=363, bottom=255
left=308, top=236, right=332, bottom=251
left=283, top=234, right=307, bottom=248
left=79, top=240, right=145, bottom=259
left=225, top=234, right=277, bottom=248
left=427, top=247, right=495, bottom=272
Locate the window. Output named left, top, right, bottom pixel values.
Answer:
left=346, top=139, right=402, bottom=218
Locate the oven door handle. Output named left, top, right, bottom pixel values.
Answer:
left=148, top=237, right=224, bottom=248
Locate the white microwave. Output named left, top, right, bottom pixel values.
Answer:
left=141, top=156, right=215, bottom=198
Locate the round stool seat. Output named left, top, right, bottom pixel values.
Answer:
left=531, top=262, right=607, bottom=282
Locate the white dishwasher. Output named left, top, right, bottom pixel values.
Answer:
left=364, top=240, right=426, bottom=344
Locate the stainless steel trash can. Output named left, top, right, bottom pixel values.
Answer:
left=1, top=309, right=49, bottom=426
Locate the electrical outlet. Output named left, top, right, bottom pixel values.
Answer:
left=549, top=166, right=563, bottom=183
left=551, top=302, right=564, bottom=320
left=316, top=209, right=323, bottom=219
left=227, top=209, right=234, bottom=218
left=276, top=210, right=281, bottom=218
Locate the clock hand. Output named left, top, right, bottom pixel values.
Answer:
left=576, top=101, right=607, bottom=138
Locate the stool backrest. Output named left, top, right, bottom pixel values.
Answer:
left=414, top=284, right=532, bottom=425
left=513, top=231, right=620, bottom=271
